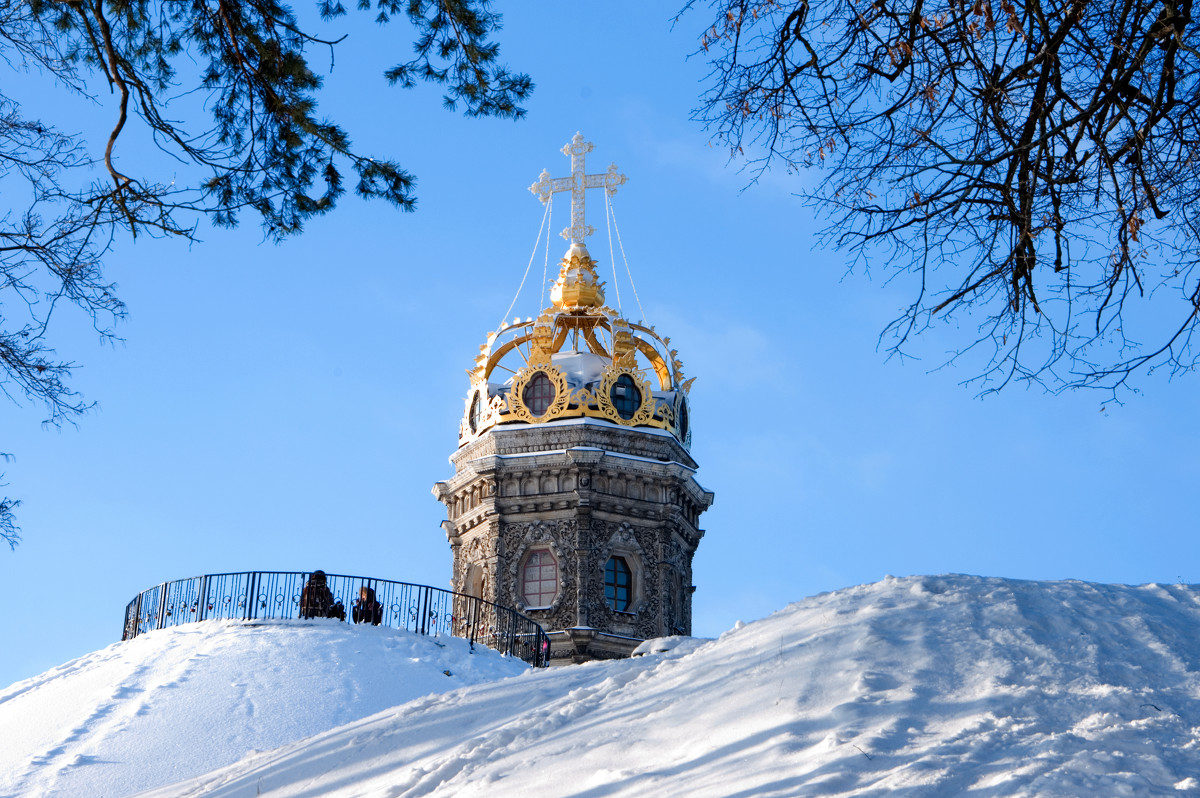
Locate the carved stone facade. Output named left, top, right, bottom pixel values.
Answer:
left=433, top=420, right=713, bottom=663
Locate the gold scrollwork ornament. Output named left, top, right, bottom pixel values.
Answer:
left=508, top=365, right=571, bottom=423
left=595, top=367, right=655, bottom=426
left=461, top=383, right=506, bottom=441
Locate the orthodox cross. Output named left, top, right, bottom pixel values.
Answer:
left=529, top=132, right=627, bottom=244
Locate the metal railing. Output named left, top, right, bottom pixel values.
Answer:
left=121, top=571, right=548, bottom=667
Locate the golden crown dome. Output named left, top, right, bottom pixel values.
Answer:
left=458, top=134, right=694, bottom=449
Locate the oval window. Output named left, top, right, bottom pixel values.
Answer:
left=678, top=397, right=689, bottom=439
left=610, top=374, right=641, bottom=420
left=468, top=391, right=482, bottom=432
left=522, top=371, right=555, bottom=417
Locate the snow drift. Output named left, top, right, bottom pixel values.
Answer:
left=0, top=620, right=528, bottom=797
left=5, top=575, right=1200, bottom=797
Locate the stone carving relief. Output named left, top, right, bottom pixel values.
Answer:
left=440, top=418, right=713, bottom=656
left=663, top=527, right=695, bottom=634
left=500, top=520, right=575, bottom=617
left=603, top=522, right=643, bottom=559
left=453, top=535, right=492, bottom=598
left=583, top=521, right=662, bottom=639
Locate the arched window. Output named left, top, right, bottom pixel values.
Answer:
left=522, top=371, right=555, bottom=416
left=604, top=556, right=632, bottom=612
left=610, top=374, right=641, bottom=419
left=464, top=562, right=485, bottom=599
left=521, top=549, right=558, bottom=608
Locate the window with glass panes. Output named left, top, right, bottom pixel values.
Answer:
left=522, top=372, right=555, bottom=416
left=610, top=374, right=641, bottom=419
left=521, top=549, right=558, bottom=607
left=604, top=556, right=632, bottom=611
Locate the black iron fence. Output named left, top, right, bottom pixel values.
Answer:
left=122, top=571, right=548, bottom=667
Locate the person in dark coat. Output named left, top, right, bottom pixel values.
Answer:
left=352, top=585, right=383, bottom=626
left=300, top=570, right=335, bottom=619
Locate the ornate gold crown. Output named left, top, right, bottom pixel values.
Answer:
left=460, top=243, right=693, bottom=448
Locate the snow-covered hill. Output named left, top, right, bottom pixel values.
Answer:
left=6, top=575, right=1200, bottom=797
left=0, top=620, right=527, bottom=797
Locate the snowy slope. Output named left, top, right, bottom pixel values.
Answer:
left=0, top=620, right=528, bottom=798
left=7, top=576, right=1200, bottom=797
left=144, top=576, right=1200, bottom=798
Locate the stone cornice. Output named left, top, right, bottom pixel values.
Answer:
left=451, top=419, right=698, bottom=470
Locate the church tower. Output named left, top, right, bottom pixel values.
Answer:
left=433, top=134, right=713, bottom=664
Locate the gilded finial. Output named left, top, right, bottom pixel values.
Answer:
left=549, top=242, right=606, bottom=309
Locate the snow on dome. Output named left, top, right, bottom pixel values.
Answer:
left=551, top=351, right=616, bottom=388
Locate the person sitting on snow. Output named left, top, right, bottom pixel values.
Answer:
left=352, top=585, right=383, bottom=626
left=300, top=570, right=335, bottom=619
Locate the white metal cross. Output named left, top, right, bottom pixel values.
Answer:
left=529, top=132, right=627, bottom=244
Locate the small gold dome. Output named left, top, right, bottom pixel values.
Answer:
left=549, top=243, right=605, bottom=309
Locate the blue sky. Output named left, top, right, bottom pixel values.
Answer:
left=3, top=3, right=1198, bottom=689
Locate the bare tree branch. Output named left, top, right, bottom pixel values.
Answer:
left=691, top=0, right=1200, bottom=394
